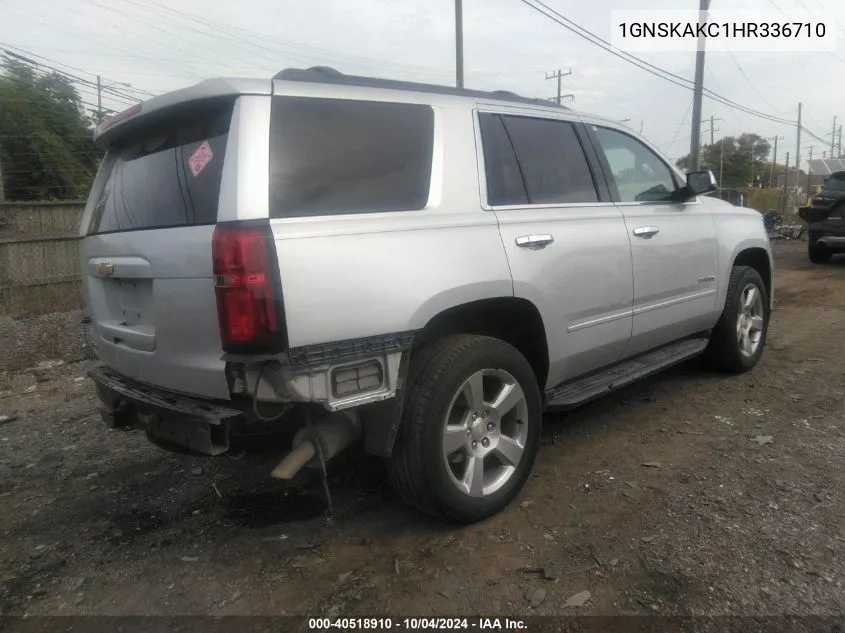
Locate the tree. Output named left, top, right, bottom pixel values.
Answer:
left=0, top=57, right=99, bottom=201
left=676, top=133, right=773, bottom=189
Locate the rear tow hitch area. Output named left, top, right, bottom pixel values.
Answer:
left=271, top=409, right=361, bottom=481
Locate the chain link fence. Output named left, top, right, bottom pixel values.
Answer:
left=0, top=200, right=95, bottom=371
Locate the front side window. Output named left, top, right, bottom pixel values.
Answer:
left=269, top=97, right=434, bottom=217
left=592, top=126, right=678, bottom=203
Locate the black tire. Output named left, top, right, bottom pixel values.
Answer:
left=387, top=334, right=542, bottom=524
left=809, top=240, right=832, bottom=264
left=703, top=266, right=769, bottom=374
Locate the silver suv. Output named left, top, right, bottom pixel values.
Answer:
left=80, top=67, right=773, bottom=523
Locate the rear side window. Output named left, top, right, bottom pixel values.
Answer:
left=269, top=97, right=434, bottom=217
left=478, top=114, right=528, bottom=206
left=88, top=101, right=232, bottom=234
left=479, top=113, right=599, bottom=205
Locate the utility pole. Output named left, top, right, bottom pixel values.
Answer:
left=455, top=0, right=464, bottom=89
left=838, top=125, right=842, bottom=158
left=0, top=103, right=3, bottom=202
left=704, top=116, right=722, bottom=147
left=751, top=139, right=758, bottom=187
left=769, top=135, right=784, bottom=189
left=782, top=150, right=790, bottom=214
left=689, top=0, right=710, bottom=171
left=831, top=116, right=837, bottom=156
left=545, top=69, right=572, bottom=105
left=784, top=151, right=790, bottom=189
left=95, top=75, right=131, bottom=123
left=700, top=116, right=720, bottom=168
left=699, top=118, right=720, bottom=169
left=796, top=102, right=802, bottom=188
left=806, top=145, right=814, bottom=193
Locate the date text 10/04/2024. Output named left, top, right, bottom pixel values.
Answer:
left=307, top=618, right=528, bottom=631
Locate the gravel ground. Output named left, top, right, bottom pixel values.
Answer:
left=0, top=239, right=843, bottom=624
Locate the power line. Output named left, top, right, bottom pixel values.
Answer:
left=801, top=125, right=830, bottom=145
left=516, top=0, right=796, bottom=126
left=663, top=100, right=693, bottom=155
left=1, top=47, right=145, bottom=106
left=725, top=52, right=783, bottom=114
left=0, top=41, right=155, bottom=99
left=704, top=61, right=744, bottom=126
left=117, top=0, right=474, bottom=77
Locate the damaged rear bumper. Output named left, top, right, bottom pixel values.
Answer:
left=88, top=365, right=243, bottom=455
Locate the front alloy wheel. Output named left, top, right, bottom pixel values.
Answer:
left=736, top=283, right=765, bottom=358
left=703, top=265, right=769, bottom=373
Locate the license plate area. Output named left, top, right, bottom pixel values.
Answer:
left=113, top=279, right=153, bottom=326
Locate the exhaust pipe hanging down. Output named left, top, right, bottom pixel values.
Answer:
left=271, top=410, right=362, bottom=480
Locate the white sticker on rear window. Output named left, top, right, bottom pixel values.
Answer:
left=188, top=140, right=214, bottom=177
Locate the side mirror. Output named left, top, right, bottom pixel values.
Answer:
left=686, top=170, right=718, bottom=196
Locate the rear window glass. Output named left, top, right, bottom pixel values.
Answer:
left=269, top=97, right=434, bottom=217
left=825, top=172, right=845, bottom=192
left=88, top=102, right=233, bottom=234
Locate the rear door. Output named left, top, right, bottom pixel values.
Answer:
left=477, top=110, right=634, bottom=389
left=80, top=99, right=240, bottom=399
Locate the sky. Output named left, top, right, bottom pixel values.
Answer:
left=1, top=0, right=844, bottom=169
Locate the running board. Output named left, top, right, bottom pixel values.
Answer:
left=544, top=338, right=709, bottom=410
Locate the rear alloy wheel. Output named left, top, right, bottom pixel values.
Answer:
left=703, top=266, right=769, bottom=373
left=442, top=368, right=529, bottom=498
left=387, top=335, right=541, bottom=523
left=809, top=241, right=832, bottom=264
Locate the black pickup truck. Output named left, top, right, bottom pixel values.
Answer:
left=799, top=171, right=845, bottom=263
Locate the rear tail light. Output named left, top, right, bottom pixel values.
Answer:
left=212, top=223, right=285, bottom=352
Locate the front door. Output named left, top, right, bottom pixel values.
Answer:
left=476, top=110, right=634, bottom=390
left=586, top=124, right=720, bottom=358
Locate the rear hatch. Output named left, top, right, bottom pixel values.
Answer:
left=81, top=100, right=235, bottom=399
left=802, top=172, right=845, bottom=224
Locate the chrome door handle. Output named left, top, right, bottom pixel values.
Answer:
left=515, top=234, right=554, bottom=249
left=633, top=226, right=660, bottom=238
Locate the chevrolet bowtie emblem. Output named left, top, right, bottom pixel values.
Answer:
left=98, top=262, right=115, bottom=277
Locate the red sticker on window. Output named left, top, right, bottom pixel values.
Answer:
left=188, top=140, right=214, bottom=177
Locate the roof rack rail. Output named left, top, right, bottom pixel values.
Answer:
left=272, top=66, right=567, bottom=109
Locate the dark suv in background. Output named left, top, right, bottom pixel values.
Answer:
left=800, top=171, right=845, bottom=263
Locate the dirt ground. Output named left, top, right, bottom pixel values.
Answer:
left=1, top=239, right=844, bottom=622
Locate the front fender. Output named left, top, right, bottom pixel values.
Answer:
left=714, top=210, right=774, bottom=312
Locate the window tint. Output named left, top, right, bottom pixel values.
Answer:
left=825, top=172, right=845, bottom=192
left=592, top=126, right=678, bottom=202
left=269, top=97, right=434, bottom=217
left=499, top=116, right=599, bottom=204
left=478, top=114, right=528, bottom=206
left=89, top=102, right=232, bottom=234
